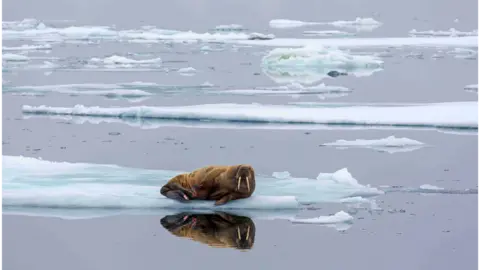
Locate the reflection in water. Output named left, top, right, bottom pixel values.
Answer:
left=160, top=212, right=255, bottom=250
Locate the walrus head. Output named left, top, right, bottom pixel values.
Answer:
left=232, top=165, right=256, bottom=194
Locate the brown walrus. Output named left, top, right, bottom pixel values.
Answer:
left=160, top=212, right=255, bottom=250
left=160, top=165, right=256, bottom=205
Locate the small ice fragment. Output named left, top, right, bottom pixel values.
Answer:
left=177, top=67, right=196, bottom=73
left=272, top=171, right=291, bottom=179
left=290, top=211, right=354, bottom=224
left=419, top=184, right=444, bottom=191
left=3, top=53, right=29, bottom=61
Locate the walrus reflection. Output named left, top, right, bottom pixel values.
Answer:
left=160, top=212, right=255, bottom=250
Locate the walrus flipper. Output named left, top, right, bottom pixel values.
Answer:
left=215, top=194, right=234, bottom=206
left=160, top=181, right=193, bottom=202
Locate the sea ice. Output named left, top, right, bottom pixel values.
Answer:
left=464, top=84, right=478, bottom=93
left=321, top=135, right=426, bottom=153
left=303, top=30, right=355, bottom=37
left=269, top=17, right=382, bottom=32
left=261, top=45, right=383, bottom=84
left=289, top=211, right=353, bottom=224
left=21, top=101, right=478, bottom=130
left=409, top=28, right=478, bottom=37
left=3, top=156, right=382, bottom=216
left=3, top=53, right=29, bottom=62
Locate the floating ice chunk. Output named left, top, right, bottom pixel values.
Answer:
left=211, top=82, right=351, bottom=97
left=321, top=135, right=426, bottom=153
left=21, top=101, right=478, bottom=130
left=328, top=17, right=382, bottom=32
left=303, top=30, right=355, bottom=37
left=90, top=55, right=162, bottom=65
left=269, top=17, right=382, bottom=32
left=3, top=18, right=273, bottom=43
left=269, top=19, right=322, bottom=29
left=289, top=211, right=353, bottom=224
left=261, top=45, right=383, bottom=84
left=214, top=24, right=245, bottom=32
left=177, top=67, right=197, bottom=75
left=3, top=53, right=29, bottom=61
left=225, top=36, right=478, bottom=49
left=419, top=184, right=444, bottom=191
left=448, top=48, right=478, bottom=60
left=272, top=171, right=292, bottom=179
left=464, top=84, right=478, bottom=93
left=2, top=18, right=43, bottom=30
left=409, top=28, right=478, bottom=37
left=3, top=156, right=382, bottom=218
left=2, top=44, right=52, bottom=51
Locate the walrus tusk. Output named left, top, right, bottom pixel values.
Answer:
left=237, top=226, right=241, bottom=240
left=237, top=177, right=241, bottom=190
left=246, top=225, right=250, bottom=240
left=246, top=177, right=250, bottom=192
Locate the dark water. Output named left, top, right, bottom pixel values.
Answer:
left=2, top=0, right=478, bottom=269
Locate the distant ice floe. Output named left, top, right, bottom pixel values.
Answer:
left=210, top=82, right=351, bottom=99
left=303, top=30, right=355, bottom=38
left=3, top=155, right=382, bottom=220
left=226, top=36, right=477, bottom=49
left=213, top=24, right=246, bottom=32
left=320, top=135, right=426, bottom=154
left=2, top=44, right=52, bottom=52
left=380, top=184, right=478, bottom=195
left=447, top=48, right=478, bottom=60
left=2, top=18, right=274, bottom=43
left=177, top=66, right=197, bottom=76
left=261, top=45, right=383, bottom=84
left=409, top=28, right=478, bottom=37
left=21, top=101, right=477, bottom=132
left=3, top=81, right=217, bottom=100
left=464, top=84, right=478, bottom=93
left=86, top=55, right=162, bottom=70
left=269, top=17, right=382, bottom=32
left=2, top=53, right=29, bottom=62
left=289, top=211, right=353, bottom=225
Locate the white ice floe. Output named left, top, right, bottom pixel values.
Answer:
left=21, top=101, right=477, bottom=130
left=289, top=211, right=353, bottom=224
left=86, top=55, right=162, bottom=70
left=4, top=81, right=217, bottom=100
left=177, top=67, right=197, bottom=75
left=3, top=53, right=29, bottom=62
left=448, top=48, right=478, bottom=60
left=3, top=18, right=274, bottom=43
left=321, top=135, right=426, bottom=154
left=409, top=28, right=478, bottom=37
left=210, top=82, right=351, bottom=98
left=303, top=30, right=355, bottom=37
left=261, top=45, right=383, bottom=84
left=3, top=155, right=381, bottom=219
left=2, top=44, right=52, bottom=51
left=214, top=24, right=246, bottom=32
left=464, top=84, right=478, bottom=93
left=225, top=36, right=478, bottom=49
left=269, top=17, right=382, bottom=32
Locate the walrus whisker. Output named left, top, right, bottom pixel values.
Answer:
left=246, top=177, right=250, bottom=193
left=237, top=226, right=241, bottom=240
left=246, top=225, right=250, bottom=240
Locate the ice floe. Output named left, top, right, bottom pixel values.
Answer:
left=409, top=28, right=478, bottom=37
left=3, top=81, right=217, bottom=99
left=464, top=84, right=478, bottom=93
left=3, top=53, right=29, bottom=62
left=261, top=45, right=383, bottom=84
left=269, top=17, right=382, bottom=32
left=21, top=101, right=478, bottom=131
left=3, top=155, right=381, bottom=218
left=2, top=44, right=52, bottom=51
left=2, top=18, right=274, bottom=43
left=303, top=30, right=355, bottom=37
left=320, top=135, right=426, bottom=154
left=209, top=82, right=350, bottom=99
left=226, top=36, right=478, bottom=49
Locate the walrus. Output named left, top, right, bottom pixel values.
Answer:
left=160, top=165, right=256, bottom=206
left=160, top=212, right=255, bottom=250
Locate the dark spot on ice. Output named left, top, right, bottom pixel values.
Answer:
left=327, top=71, right=347, bottom=77
left=220, top=146, right=226, bottom=149
left=180, top=142, right=184, bottom=145
left=444, top=169, right=449, bottom=171
left=304, top=132, right=311, bottom=135
left=60, top=146, right=66, bottom=149
left=82, top=140, right=87, bottom=143
left=253, top=72, right=260, bottom=75
left=33, top=148, right=41, bottom=151
left=442, top=230, right=451, bottom=233
left=109, top=132, right=121, bottom=136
